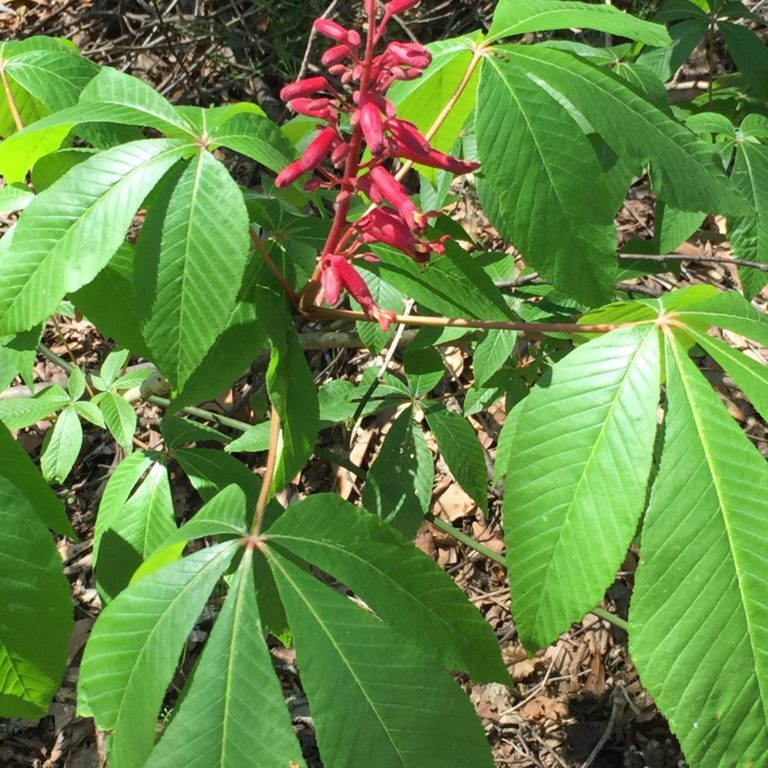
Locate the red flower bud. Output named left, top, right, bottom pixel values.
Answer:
left=280, top=76, right=331, bottom=102
left=275, top=127, right=339, bottom=188
left=288, top=97, right=337, bottom=122
left=314, top=18, right=348, bottom=42
left=369, top=166, right=424, bottom=231
left=359, top=102, right=386, bottom=154
left=390, top=66, right=423, bottom=81
left=357, top=208, right=421, bottom=256
left=386, top=0, right=421, bottom=14
left=347, top=29, right=362, bottom=47
left=387, top=42, right=431, bottom=70
left=322, top=44, right=354, bottom=68
left=330, top=141, right=349, bottom=168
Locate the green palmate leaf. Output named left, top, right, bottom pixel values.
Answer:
left=477, top=52, right=629, bottom=306
left=31, top=147, right=96, bottom=191
left=5, top=50, right=99, bottom=112
left=78, top=541, right=239, bottom=768
left=476, top=44, right=743, bottom=304
left=728, top=126, right=768, bottom=298
left=629, top=333, right=768, bottom=766
left=362, top=408, right=426, bottom=537
left=423, top=403, right=488, bottom=514
left=493, top=44, right=744, bottom=214
left=160, top=415, right=229, bottom=449
left=144, top=550, right=306, bottom=768
left=0, top=324, right=41, bottom=392
left=71, top=243, right=150, bottom=357
left=354, top=271, right=404, bottom=354
left=671, top=289, right=768, bottom=348
left=0, top=424, right=73, bottom=535
left=719, top=22, right=768, bottom=101
left=488, top=0, right=671, bottom=44
left=97, top=349, right=130, bottom=391
left=0, top=183, right=34, bottom=214
left=267, top=494, right=506, bottom=682
left=267, top=549, right=495, bottom=768
left=225, top=421, right=271, bottom=453
left=366, top=244, right=513, bottom=320
left=682, top=324, right=768, bottom=426
left=387, top=34, right=481, bottom=180
left=175, top=102, right=265, bottom=134
left=98, top=391, right=137, bottom=452
left=170, top=312, right=266, bottom=413
left=41, top=405, right=82, bottom=484
left=210, top=112, right=294, bottom=173
left=505, top=325, right=660, bottom=649
left=404, top=346, right=444, bottom=398
left=0, top=385, right=69, bottom=430
left=93, top=451, right=176, bottom=600
left=135, top=150, right=250, bottom=389
left=0, top=499, right=72, bottom=718
left=75, top=66, right=194, bottom=135
left=473, top=329, right=517, bottom=386
left=493, top=397, right=524, bottom=485
left=0, top=65, right=193, bottom=181
left=132, top=484, right=248, bottom=583
left=0, top=120, right=71, bottom=185
left=174, top=447, right=261, bottom=511
left=0, top=138, right=191, bottom=334
left=75, top=400, right=105, bottom=429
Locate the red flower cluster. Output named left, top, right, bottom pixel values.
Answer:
left=275, top=0, right=480, bottom=329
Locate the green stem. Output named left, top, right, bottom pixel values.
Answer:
left=426, top=513, right=505, bottom=566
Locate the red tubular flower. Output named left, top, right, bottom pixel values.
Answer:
left=358, top=102, right=386, bottom=154
left=357, top=208, right=420, bottom=254
left=275, top=127, right=339, bottom=188
left=393, top=142, right=481, bottom=175
left=387, top=118, right=430, bottom=154
left=280, top=76, right=331, bottom=102
left=314, top=18, right=349, bottom=42
left=369, top=166, right=425, bottom=231
left=321, top=254, right=396, bottom=330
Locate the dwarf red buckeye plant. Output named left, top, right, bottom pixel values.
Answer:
left=1, top=0, right=767, bottom=766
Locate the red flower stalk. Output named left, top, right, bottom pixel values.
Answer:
left=275, top=0, right=479, bottom=325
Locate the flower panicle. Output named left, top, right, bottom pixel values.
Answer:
left=274, top=0, right=480, bottom=329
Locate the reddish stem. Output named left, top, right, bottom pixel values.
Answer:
left=300, top=3, right=380, bottom=312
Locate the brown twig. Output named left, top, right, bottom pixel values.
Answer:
left=252, top=405, right=282, bottom=536
left=303, top=305, right=634, bottom=334
left=621, top=252, right=768, bottom=273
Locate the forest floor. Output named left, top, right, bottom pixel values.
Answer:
left=1, top=1, right=767, bottom=767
